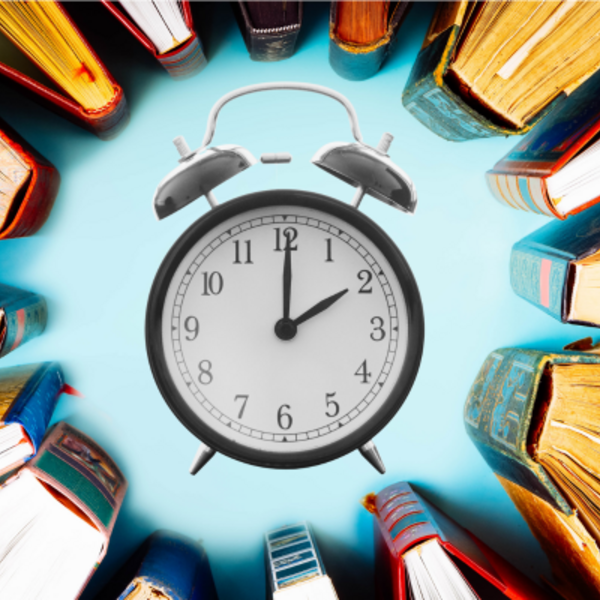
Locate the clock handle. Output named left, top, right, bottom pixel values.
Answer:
left=197, top=82, right=364, bottom=151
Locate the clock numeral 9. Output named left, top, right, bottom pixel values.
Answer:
left=197, top=360, right=213, bottom=385
left=325, top=392, right=339, bottom=418
left=184, top=316, right=199, bottom=341
left=234, top=394, right=249, bottom=419
left=357, top=270, right=373, bottom=294
left=274, top=227, right=298, bottom=251
left=201, top=271, right=223, bottom=296
left=370, top=317, right=386, bottom=341
left=277, top=404, right=293, bottom=430
left=355, top=360, right=372, bottom=384
left=233, top=240, right=253, bottom=265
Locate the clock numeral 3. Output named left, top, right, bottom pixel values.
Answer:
left=233, top=240, right=253, bottom=264
left=370, top=317, right=386, bottom=341
left=325, top=392, right=339, bottom=418
left=201, top=271, right=223, bottom=296
left=325, top=238, right=334, bottom=262
left=234, top=394, right=249, bottom=419
left=184, top=316, right=199, bottom=341
left=357, top=270, right=373, bottom=294
left=277, top=404, right=293, bottom=430
left=274, top=227, right=298, bottom=251
left=355, top=360, right=372, bottom=384
left=197, top=360, right=213, bottom=385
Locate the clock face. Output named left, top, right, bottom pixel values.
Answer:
left=147, top=191, right=423, bottom=468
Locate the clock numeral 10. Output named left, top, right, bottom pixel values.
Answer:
left=357, top=270, right=373, bottom=293
left=184, top=316, right=199, bottom=341
left=355, top=360, right=372, bottom=384
left=274, top=227, right=298, bottom=251
left=277, top=404, right=293, bottom=430
left=198, top=360, right=213, bottom=385
left=325, top=392, right=339, bottom=417
left=201, top=271, right=223, bottom=296
left=233, top=240, right=253, bottom=264
left=234, top=394, right=249, bottom=419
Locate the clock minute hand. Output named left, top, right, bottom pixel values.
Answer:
left=283, top=240, right=292, bottom=319
left=293, top=289, right=349, bottom=327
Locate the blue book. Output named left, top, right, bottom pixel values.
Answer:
left=510, top=201, right=600, bottom=326
left=0, top=362, right=65, bottom=475
left=96, top=530, right=219, bottom=600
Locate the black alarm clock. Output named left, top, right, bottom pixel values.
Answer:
left=146, top=82, right=424, bottom=475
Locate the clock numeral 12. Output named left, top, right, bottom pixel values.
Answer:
left=325, top=238, right=334, bottom=262
left=198, top=360, right=213, bottom=385
left=325, top=392, right=339, bottom=417
left=277, top=404, right=293, bottom=430
left=233, top=240, right=253, bottom=264
left=234, top=394, right=249, bottom=419
left=274, top=227, right=298, bottom=251
left=355, top=360, right=372, bottom=384
left=201, top=272, right=223, bottom=296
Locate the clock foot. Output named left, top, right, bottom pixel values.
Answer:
left=359, top=441, right=386, bottom=474
left=189, top=443, right=217, bottom=475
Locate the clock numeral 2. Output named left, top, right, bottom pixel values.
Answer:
left=274, top=227, right=298, bottom=251
left=355, top=360, right=372, bottom=384
left=277, top=404, right=293, bottom=430
left=184, top=316, right=199, bottom=341
left=198, top=360, right=213, bottom=385
left=201, top=271, right=223, bottom=296
left=233, top=240, right=253, bottom=264
left=234, top=394, right=249, bottom=419
left=325, top=392, right=339, bottom=418
left=357, top=270, right=373, bottom=293
left=370, top=317, right=386, bottom=341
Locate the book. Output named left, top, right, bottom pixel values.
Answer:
left=101, top=1, right=206, bottom=79
left=464, top=343, right=600, bottom=600
left=0, top=421, right=127, bottom=598
left=265, top=522, right=339, bottom=599
left=0, top=1, right=128, bottom=140
left=329, top=1, right=411, bottom=81
left=403, top=2, right=600, bottom=142
left=510, top=202, right=600, bottom=327
left=362, top=481, right=553, bottom=600
left=0, top=282, right=46, bottom=359
left=486, top=69, right=600, bottom=219
left=233, top=2, right=302, bottom=62
left=0, top=117, right=60, bottom=240
left=96, top=530, right=219, bottom=600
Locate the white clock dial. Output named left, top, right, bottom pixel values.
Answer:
left=159, top=201, right=410, bottom=456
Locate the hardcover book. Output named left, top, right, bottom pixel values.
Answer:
left=329, top=1, right=411, bottom=81
left=96, top=530, right=219, bottom=600
left=510, top=202, right=600, bottom=327
left=265, top=522, right=339, bottom=599
left=0, top=1, right=128, bottom=140
left=487, top=69, right=600, bottom=219
left=0, top=118, right=60, bottom=239
left=363, top=481, right=552, bottom=600
left=465, top=344, right=600, bottom=600
left=101, top=1, right=206, bottom=79
left=233, top=2, right=302, bottom=62
left=0, top=421, right=127, bottom=598
left=0, top=282, right=46, bottom=359
left=403, top=2, right=600, bottom=142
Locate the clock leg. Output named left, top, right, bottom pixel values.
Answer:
left=189, top=442, right=217, bottom=475
left=359, top=441, right=386, bottom=474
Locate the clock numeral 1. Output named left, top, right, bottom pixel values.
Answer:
left=370, top=317, right=386, bottom=341
left=357, top=270, right=373, bottom=294
left=355, top=360, right=372, bottom=384
left=325, top=238, right=334, bottom=262
left=184, top=316, right=199, bottom=341
left=234, top=394, right=249, bottom=419
left=201, top=271, right=223, bottom=296
left=277, top=404, right=293, bottom=430
left=274, top=227, right=298, bottom=251
left=325, top=392, right=339, bottom=418
left=198, top=360, right=213, bottom=385
left=233, top=240, right=253, bottom=264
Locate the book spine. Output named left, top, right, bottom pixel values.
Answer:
left=485, top=172, right=558, bottom=218
left=0, top=289, right=47, bottom=358
left=157, top=35, right=207, bottom=79
left=329, top=39, right=389, bottom=81
left=509, top=243, right=570, bottom=321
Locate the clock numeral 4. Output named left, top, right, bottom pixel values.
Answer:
left=277, top=404, right=293, bottom=430
left=357, top=270, right=373, bottom=294
left=274, top=227, right=298, bottom=251
left=184, top=316, right=199, bottom=341
left=201, top=272, right=223, bottom=296
left=233, top=240, right=253, bottom=264
left=370, top=317, right=386, bottom=341
left=325, top=392, right=339, bottom=418
left=355, top=360, right=372, bottom=384
left=325, top=238, right=334, bottom=262
left=234, top=394, right=249, bottom=419
left=197, top=360, right=213, bottom=385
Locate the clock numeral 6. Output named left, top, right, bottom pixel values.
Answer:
left=233, top=240, right=253, bottom=265
left=357, top=270, right=373, bottom=294
left=184, top=316, right=199, bottom=341
left=197, top=360, right=213, bottom=385
left=370, top=317, right=386, bottom=341
left=201, top=272, right=223, bottom=296
left=234, top=394, right=249, bottom=419
left=355, top=360, right=372, bottom=384
left=325, top=392, right=339, bottom=418
left=277, top=404, right=293, bottom=430
left=274, top=227, right=298, bottom=251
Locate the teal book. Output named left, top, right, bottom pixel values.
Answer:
left=0, top=282, right=46, bottom=358
left=510, top=202, right=600, bottom=326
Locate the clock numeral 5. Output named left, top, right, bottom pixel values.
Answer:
left=197, top=360, right=213, bottom=385
left=325, top=392, right=339, bottom=418
left=357, top=270, right=373, bottom=294
left=355, top=360, right=372, bottom=384
left=277, top=404, right=293, bottom=430
left=370, top=317, right=386, bottom=341
left=184, top=316, right=199, bottom=341
left=233, top=240, right=253, bottom=265
left=234, top=394, right=249, bottom=419
left=274, top=227, right=298, bottom=251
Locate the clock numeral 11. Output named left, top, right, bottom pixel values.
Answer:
left=233, top=240, right=253, bottom=264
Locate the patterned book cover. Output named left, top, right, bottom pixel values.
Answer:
left=0, top=283, right=47, bottom=358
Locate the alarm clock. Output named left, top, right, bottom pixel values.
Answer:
left=146, top=82, right=424, bottom=475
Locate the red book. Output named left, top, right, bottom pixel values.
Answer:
left=363, top=482, right=554, bottom=600
left=101, top=1, right=206, bottom=79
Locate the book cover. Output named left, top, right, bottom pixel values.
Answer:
left=329, top=1, right=411, bottom=81
left=0, top=283, right=47, bottom=358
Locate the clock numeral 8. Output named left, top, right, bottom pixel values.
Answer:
left=201, top=272, right=223, bottom=296
left=325, top=392, right=339, bottom=418
left=274, top=227, right=298, bottom=251
left=197, top=360, right=213, bottom=385
left=277, top=404, right=293, bottom=430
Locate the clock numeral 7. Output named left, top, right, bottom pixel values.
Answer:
left=233, top=240, right=253, bottom=264
left=201, top=272, right=223, bottom=296
left=197, top=360, right=213, bottom=385
left=355, top=360, right=372, bottom=384
left=234, top=394, right=249, bottom=419
left=325, top=392, right=339, bottom=418
left=277, top=404, right=293, bottom=430
left=274, top=227, right=298, bottom=251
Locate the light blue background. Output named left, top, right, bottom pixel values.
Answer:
left=0, top=3, right=583, bottom=598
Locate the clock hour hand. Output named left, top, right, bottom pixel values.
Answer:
left=293, top=289, right=349, bottom=327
